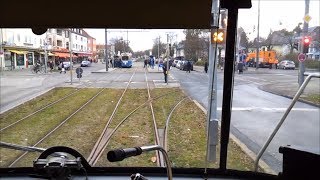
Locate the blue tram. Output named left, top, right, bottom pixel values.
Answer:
left=120, top=53, right=133, bottom=68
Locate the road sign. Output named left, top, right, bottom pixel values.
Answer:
left=303, top=14, right=312, bottom=23
left=298, top=53, right=306, bottom=62
left=76, top=67, right=83, bottom=75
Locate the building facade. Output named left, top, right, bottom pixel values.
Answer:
left=0, top=28, right=98, bottom=70
left=0, top=28, right=47, bottom=70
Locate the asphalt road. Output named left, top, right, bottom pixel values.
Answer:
left=1, top=62, right=319, bottom=173
left=169, top=66, right=319, bottom=173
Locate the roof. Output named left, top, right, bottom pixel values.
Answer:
left=81, top=29, right=96, bottom=40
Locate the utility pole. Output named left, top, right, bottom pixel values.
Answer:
left=44, top=32, right=48, bottom=73
left=158, top=36, right=160, bottom=60
left=205, top=0, right=219, bottom=170
left=166, top=33, right=169, bottom=85
left=69, top=29, right=73, bottom=85
left=0, top=28, right=3, bottom=73
left=105, top=29, right=108, bottom=71
left=299, top=0, right=310, bottom=87
left=255, top=0, right=261, bottom=69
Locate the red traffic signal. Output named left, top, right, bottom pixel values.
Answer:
left=302, top=36, right=311, bottom=53
left=303, top=37, right=310, bottom=44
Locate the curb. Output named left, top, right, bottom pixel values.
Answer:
left=192, top=99, right=276, bottom=175
left=259, top=86, right=320, bottom=108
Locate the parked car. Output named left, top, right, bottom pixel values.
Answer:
left=172, top=60, right=179, bottom=67
left=277, top=60, right=295, bottom=70
left=81, top=60, right=91, bottom=67
left=176, top=60, right=183, bottom=69
left=58, top=62, right=71, bottom=70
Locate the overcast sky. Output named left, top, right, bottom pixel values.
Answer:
left=85, top=0, right=319, bottom=52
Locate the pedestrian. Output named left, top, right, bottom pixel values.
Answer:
left=49, top=60, right=54, bottom=72
left=204, top=61, right=208, bottom=73
left=163, top=61, right=168, bottom=83
left=144, top=59, right=148, bottom=68
left=60, top=62, right=66, bottom=74
left=186, top=60, right=191, bottom=73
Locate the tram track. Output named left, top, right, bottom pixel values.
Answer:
left=87, top=68, right=137, bottom=165
left=8, top=88, right=106, bottom=167
left=0, top=89, right=80, bottom=132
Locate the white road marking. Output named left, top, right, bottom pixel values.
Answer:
left=216, top=107, right=319, bottom=112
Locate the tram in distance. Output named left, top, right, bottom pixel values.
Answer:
left=120, top=52, right=133, bottom=68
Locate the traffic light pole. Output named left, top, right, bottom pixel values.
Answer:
left=105, top=29, right=108, bottom=71
left=299, top=0, right=309, bottom=87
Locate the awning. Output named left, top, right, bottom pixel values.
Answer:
left=40, top=52, right=55, bottom=56
left=54, top=52, right=71, bottom=58
left=9, top=50, right=27, bottom=54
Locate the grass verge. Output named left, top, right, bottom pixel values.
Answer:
left=302, top=94, right=320, bottom=106
left=0, top=87, right=75, bottom=128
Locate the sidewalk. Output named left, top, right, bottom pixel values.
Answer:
left=259, top=81, right=320, bottom=107
left=91, top=68, right=116, bottom=73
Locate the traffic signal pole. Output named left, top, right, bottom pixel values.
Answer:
left=299, top=0, right=310, bottom=87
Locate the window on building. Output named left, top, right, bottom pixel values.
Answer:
left=75, top=35, right=77, bottom=40
left=25, top=36, right=28, bottom=43
left=81, top=37, right=83, bottom=41
left=65, top=31, right=69, bottom=38
left=66, top=42, right=69, bottom=49
left=57, top=29, right=62, bottom=36
left=57, top=40, right=62, bottom=47
left=81, top=45, right=83, bottom=51
left=17, top=34, right=20, bottom=42
left=73, top=44, right=75, bottom=48
left=48, top=38, right=52, bottom=45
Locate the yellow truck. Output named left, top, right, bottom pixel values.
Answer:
left=245, top=51, right=279, bottom=68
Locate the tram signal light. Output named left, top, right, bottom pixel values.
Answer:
left=293, top=43, right=298, bottom=50
left=212, top=29, right=225, bottom=44
left=302, top=36, right=311, bottom=53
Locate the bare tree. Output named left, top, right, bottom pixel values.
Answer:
left=151, top=39, right=166, bottom=58
left=110, top=38, right=133, bottom=54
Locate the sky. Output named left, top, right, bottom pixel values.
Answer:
left=85, top=0, right=320, bottom=52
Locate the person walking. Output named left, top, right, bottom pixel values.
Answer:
left=186, top=60, right=191, bottom=73
left=204, top=61, right=208, bottom=73
left=144, top=59, right=148, bottom=68
left=49, top=60, right=54, bottom=72
left=163, top=61, right=168, bottom=83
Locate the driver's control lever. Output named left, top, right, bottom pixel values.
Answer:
left=108, top=145, right=172, bottom=180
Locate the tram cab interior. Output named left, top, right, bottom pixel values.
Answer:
left=0, top=0, right=319, bottom=179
